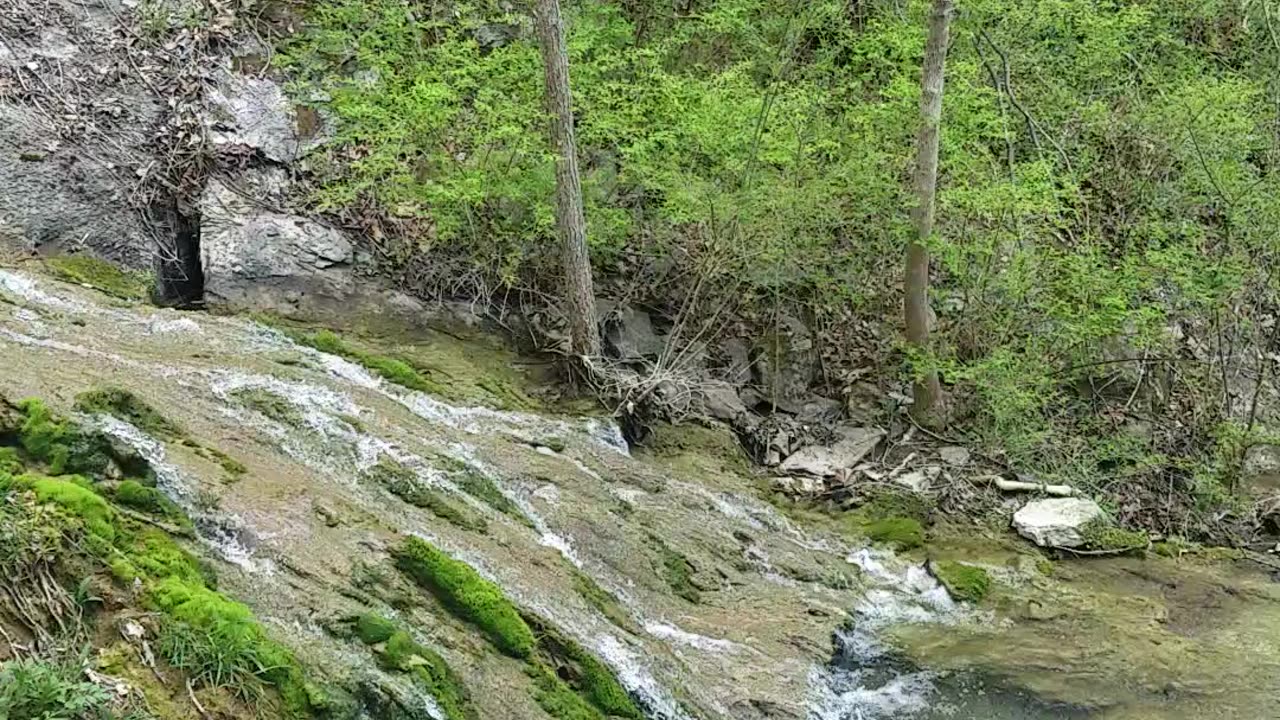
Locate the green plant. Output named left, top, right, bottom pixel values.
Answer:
left=0, top=658, right=110, bottom=720
left=28, top=475, right=117, bottom=542
left=114, top=480, right=174, bottom=515
left=393, top=537, right=535, bottom=658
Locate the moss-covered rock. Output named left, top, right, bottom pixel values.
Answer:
left=650, top=537, right=701, bottom=603
left=865, top=517, right=925, bottom=550
left=229, top=387, right=304, bottom=427
left=44, top=255, right=151, bottom=301
left=393, top=536, right=535, bottom=658
left=1081, top=519, right=1148, bottom=553
left=75, top=387, right=184, bottom=440
left=363, top=460, right=488, bottom=533
left=930, top=560, right=991, bottom=603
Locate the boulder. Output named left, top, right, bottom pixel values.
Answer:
left=206, top=71, right=312, bottom=163
left=0, top=8, right=159, bottom=266
left=720, top=338, right=753, bottom=387
left=200, top=170, right=355, bottom=313
left=780, top=426, right=884, bottom=478
left=752, top=313, right=819, bottom=410
left=772, top=475, right=824, bottom=497
left=1012, top=498, right=1105, bottom=549
left=599, top=301, right=666, bottom=361
left=698, top=380, right=748, bottom=423
left=938, top=446, right=971, bottom=467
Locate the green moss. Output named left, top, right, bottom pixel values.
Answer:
left=640, top=422, right=749, bottom=472
left=16, top=398, right=115, bottom=476
left=571, top=569, right=636, bottom=634
left=393, top=536, right=535, bottom=658
left=355, top=613, right=399, bottom=645
left=114, top=479, right=175, bottom=515
left=187, top=442, right=247, bottom=481
left=931, top=561, right=991, bottom=603
left=1081, top=519, right=1148, bottom=553
left=120, top=529, right=211, bottom=587
left=539, top=437, right=567, bottom=453
left=456, top=470, right=533, bottom=527
left=531, top=666, right=605, bottom=720
left=527, top=621, right=643, bottom=720
left=74, top=387, right=184, bottom=440
left=229, top=387, right=304, bottom=427
left=289, top=329, right=447, bottom=394
left=364, top=459, right=488, bottom=533
left=383, top=631, right=475, bottom=720
left=865, top=517, right=925, bottom=550
left=651, top=538, right=700, bottom=603
left=150, top=577, right=310, bottom=711
left=30, top=475, right=116, bottom=541
left=44, top=255, right=151, bottom=301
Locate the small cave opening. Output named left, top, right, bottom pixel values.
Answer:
left=151, top=197, right=204, bottom=307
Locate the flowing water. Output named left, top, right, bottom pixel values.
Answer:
left=3, top=268, right=1280, bottom=720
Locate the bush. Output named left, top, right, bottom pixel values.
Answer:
left=393, top=537, right=535, bottom=658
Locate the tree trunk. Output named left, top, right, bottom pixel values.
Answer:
left=904, top=0, right=953, bottom=426
left=535, top=0, right=601, bottom=358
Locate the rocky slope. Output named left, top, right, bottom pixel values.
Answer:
left=2, top=264, right=1280, bottom=720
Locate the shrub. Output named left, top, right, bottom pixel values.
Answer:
left=0, top=658, right=110, bottom=719
left=393, top=537, right=535, bottom=658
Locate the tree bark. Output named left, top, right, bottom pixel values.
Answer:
left=535, top=0, right=601, bottom=358
left=905, top=0, right=953, bottom=426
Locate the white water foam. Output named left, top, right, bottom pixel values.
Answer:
left=643, top=622, right=740, bottom=654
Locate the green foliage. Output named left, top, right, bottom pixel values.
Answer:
left=0, top=658, right=111, bottom=720
left=74, top=388, right=183, bottom=440
left=865, top=517, right=925, bottom=551
left=0, top=446, right=24, bottom=474
left=229, top=387, right=304, bottom=427
left=931, top=561, right=991, bottom=603
left=393, top=536, right=535, bottom=658
left=150, top=577, right=308, bottom=710
left=44, top=255, right=151, bottom=301
left=277, top=0, right=1280, bottom=536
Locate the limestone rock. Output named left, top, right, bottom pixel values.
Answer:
left=599, top=301, right=666, bottom=360
left=772, top=475, right=824, bottom=497
left=938, top=446, right=971, bottom=467
left=200, top=171, right=355, bottom=312
left=1012, top=498, right=1105, bottom=549
left=206, top=70, right=320, bottom=163
left=780, top=426, right=884, bottom=477
left=753, top=313, right=819, bottom=410
left=699, top=380, right=748, bottom=423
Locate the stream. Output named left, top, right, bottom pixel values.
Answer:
left=3, top=267, right=1280, bottom=720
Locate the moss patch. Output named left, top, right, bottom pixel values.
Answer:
left=393, top=536, right=535, bottom=657
left=571, top=568, right=636, bottom=634
left=455, top=469, right=533, bottom=528
left=229, top=387, right=304, bottom=427
left=44, top=255, right=151, bottom=301
left=74, top=387, right=184, bottom=440
left=363, top=460, right=488, bottom=534
left=865, top=517, right=925, bottom=550
left=348, top=613, right=474, bottom=720
left=651, top=537, right=701, bottom=603
left=640, top=422, right=749, bottom=473
left=1081, top=519, right=1148, bottom=553
left=931, top=560, right=991, bottom=603
left=287, top=328, right=448, bottom=394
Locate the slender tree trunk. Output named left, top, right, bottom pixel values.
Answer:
left=904, top=0, right=953, bottom=426
left=535, top=0, right=601, bottom=358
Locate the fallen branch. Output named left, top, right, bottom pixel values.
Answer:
left=983, top=475, right=1077, bottom=496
